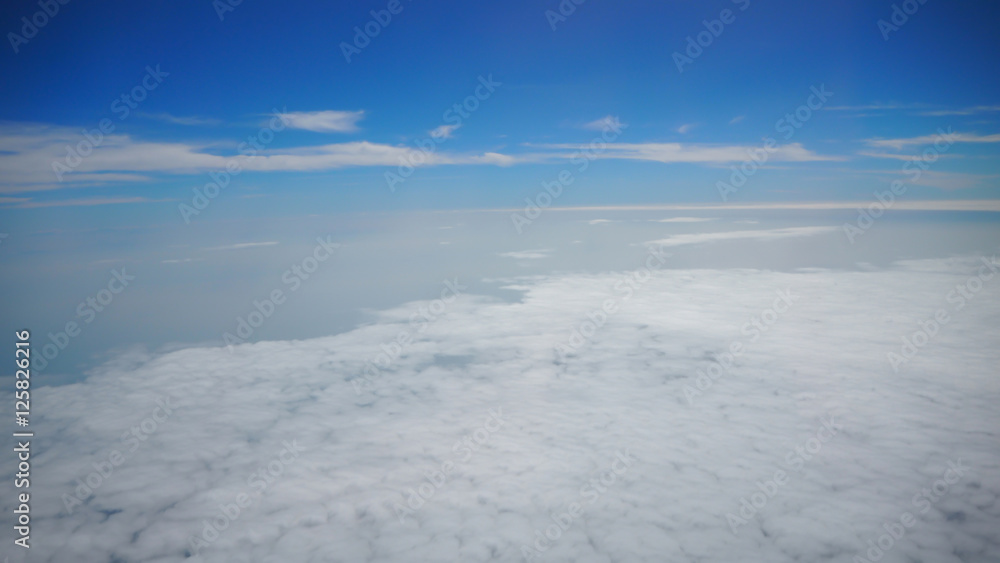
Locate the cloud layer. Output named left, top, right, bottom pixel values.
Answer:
left=5, top=256, right=999, bottom=562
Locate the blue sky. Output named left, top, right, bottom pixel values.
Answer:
left=1, top=0, right=999, bottom=231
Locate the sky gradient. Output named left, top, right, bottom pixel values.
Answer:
left=1, top=0, right=999, bottom=234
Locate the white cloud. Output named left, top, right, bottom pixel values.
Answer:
left=916, top=106, right=1000, bottom=116
left=430, top=124, right=460, bottom=139
left=825, top=103, right=924, bottom=112
left=141, top=113, right=221, bottom=126
left=278, top=110, right=366, bottom=133
left=729, top=116, right=745, bottom=125
left=162, top=258, right=202, bottom=264
left=677, top=123, right=695, bottom=134
left=0, top=122, right=842, bottom=196
left=203, top=242, right=279, bottom=251
left=582, top=115, right=625, bottom=131
left=7, top=256, right=999, bottom=561
left=857, top=151, right=962, bottom=161
left=0, top=125, right=522, bottom=193
left=462, top=151, right=520, bottom=166
left=498, top=248, right=554, bottom=259
left=654, top=217, right=717, bottom=223
left=645, top=226, right=837, bottom=248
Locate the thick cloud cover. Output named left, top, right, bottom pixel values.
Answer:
left=4, top=255, right=1000, bottom=562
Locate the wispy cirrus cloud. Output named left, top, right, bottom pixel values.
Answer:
left=277, top=110, right=366, bottom=133
left=916, top=106, right=1000, bottom=117
left=498, top=248, right=554, bottom=259
left=529, top=142, right=840, bottom=164
left=1, top=196, right=170, bottom=209
left=645, top=226, right=837, bottom=248
left=0, top=119, right=842, bottom=197
left=140, top=113, right=221, bottom=126
left=827, top=103, right=1000, bottom=118
left=856, top=151, right=962, bottom=161
left=161, top=258, right=202, bottom=264
left=654, top=217, right=717, bottom=223
left=203, top=241, right=280, bottom=251
left=825, top=103, right=925, bottom=112
left=0, top=124, right=523, bottom=193
left=865, top=131, right=1000, bottom=150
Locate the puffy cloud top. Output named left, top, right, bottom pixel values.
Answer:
left=4, top=257, right=999, bottom=562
